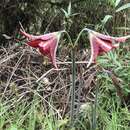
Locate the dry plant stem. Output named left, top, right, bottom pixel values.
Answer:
left=36, top=68, right=68, bottom=82
left=36, top=68, right=54, bottom=82
left=19, top=21, right=25, bottom=31
left=27, top=87, right=62, bottom=119
left=0, top=52, right=19, bottom=64
left=62, top=86, right=71, bottom=117
left=48, top=61, right=88, bottom=64
left=1, top=51, right=25, bottom=100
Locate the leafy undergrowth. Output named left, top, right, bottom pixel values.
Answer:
left=0, top=42, right=130, bottom=130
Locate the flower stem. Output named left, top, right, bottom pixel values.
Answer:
left=74, top=28, right=92, bottom=47
left=70, top=47, right=76, bottom=125
left=70, top=28, right=90, bottom=125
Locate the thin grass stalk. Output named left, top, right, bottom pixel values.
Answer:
left=70, top=47, right=76, bottom=125
left=92, top=83, right=98, bottom=130
left=77, top=74, right=83, bottom=114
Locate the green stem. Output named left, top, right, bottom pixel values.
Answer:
left=61, top=30, right=73, bottom=46
left=74, top=29, right=85, bottom=46
left=69, top=28, right=91, bottom=125
left=92, top=84, right=98, bottom=130
left=70, top=47, right=76, bottom=125
left=74, top=28, right=92, bottom=46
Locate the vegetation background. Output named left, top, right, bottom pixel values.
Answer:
left=1, top=0, right=130, bottom=130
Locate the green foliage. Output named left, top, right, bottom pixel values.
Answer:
left=116, top=3, right=130, bottom=12
left=108, top=0, right=121, bottom=7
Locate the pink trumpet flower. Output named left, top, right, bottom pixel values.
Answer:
left=87, top=30, right=130, bottom=67
left=20, top=29, right=61, bottom=68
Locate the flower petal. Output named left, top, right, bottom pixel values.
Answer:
left=38, top=37, right=58, bottom=68
left=87, top=30, right=130, bottom=67
left=20, top=29, right=32, bottom=39
left=20, top=29, right=54, bottom=41
left=96, top=36, right=113, bottom=52
left=37, top=33, right=54, bottom=41
left=92, top=31, right=129, bottom=43
left=92, top=31, right=113, bottom=42
left=87, top=32, right=121, bottom=67
left=50, top=38, right=58, bottom=69
left=27, top=39, right=42, bottom=48
left=20, top=29, right=61, bottom=68
left=114, top=36, right=128, bottom=42
left=87, top=33, right=100, bottom=67
left=38, top=41, right=51, bottom=55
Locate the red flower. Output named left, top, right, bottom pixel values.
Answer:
left=20, top=29, right=61, bottom=68
left=87, top=30, right=129, bottom=67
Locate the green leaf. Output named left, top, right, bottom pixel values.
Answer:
left=68, top=1, right=72, bottom=16
left=101, top=15, right=113, bottom=26
left=116, top=3, right=130, bottom=12
left=125, top=88, right=130, bottom=93
left=61, top=8, right=69, bottom=18
left=115, top=0, right=121, bottom=7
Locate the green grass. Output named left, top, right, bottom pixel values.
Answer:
left=0, top=98, right=62, bottom=130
